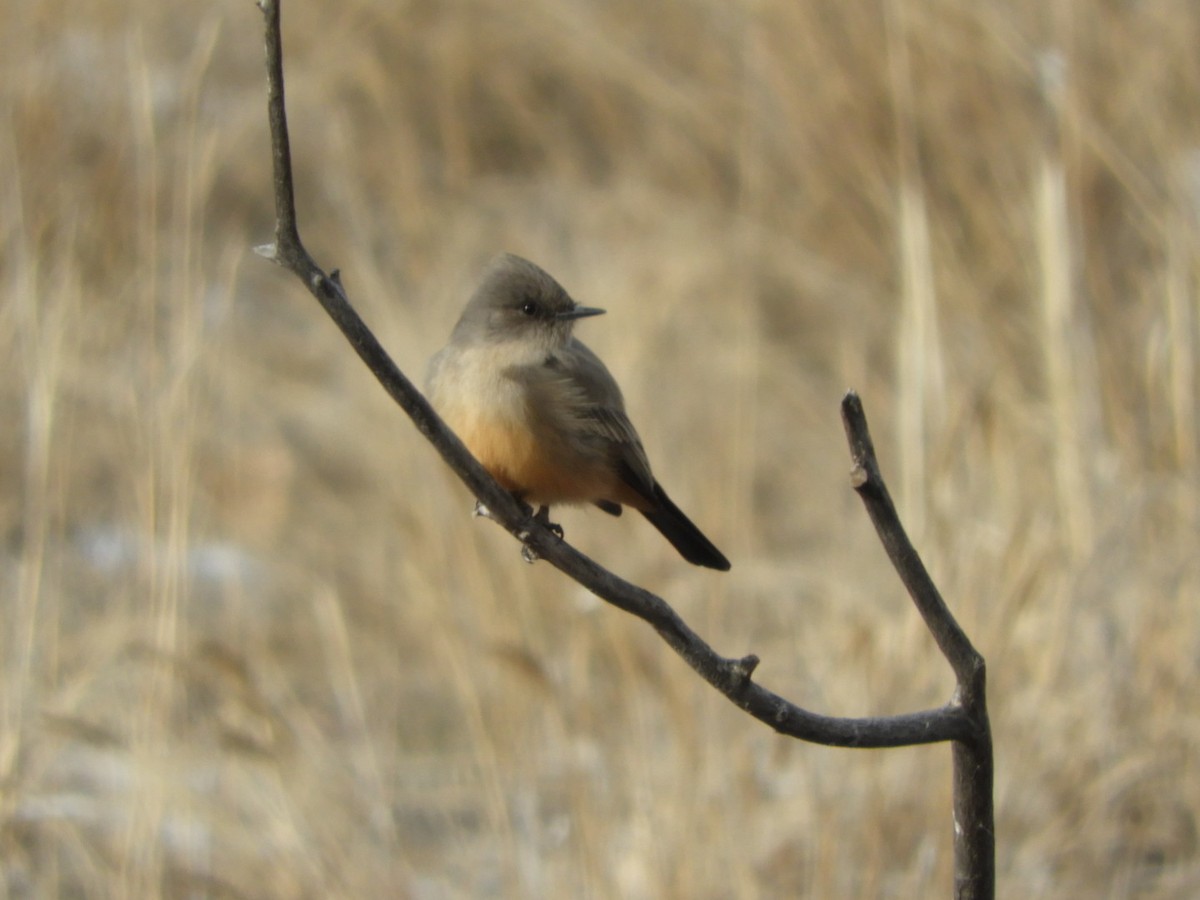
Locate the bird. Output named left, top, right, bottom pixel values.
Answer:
left=425, top=253, right=730, bottom=571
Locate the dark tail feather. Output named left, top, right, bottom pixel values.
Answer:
left=639, top=484, right=731, bottom=571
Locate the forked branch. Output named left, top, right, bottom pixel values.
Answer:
left=253, top=2, right=993, bottom=896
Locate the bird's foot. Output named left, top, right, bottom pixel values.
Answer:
left=517, top=506, right=563, bottom=565
left=474, top=498, right=562, bottom=563
left=532, top=505, right=564, bottom=540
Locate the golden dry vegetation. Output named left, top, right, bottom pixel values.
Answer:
left=3, top=0, right=1199, bottom=896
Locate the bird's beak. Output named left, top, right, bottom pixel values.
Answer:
left=557, top=305, right=606, bottom=321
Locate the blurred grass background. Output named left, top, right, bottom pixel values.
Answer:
left=3, top=0, right=1199, bottom=896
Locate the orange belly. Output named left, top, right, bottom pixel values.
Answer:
left=455, top=416, right=623, bottom=507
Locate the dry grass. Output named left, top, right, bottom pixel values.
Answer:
left=3, top=0, right=1199, bottom=896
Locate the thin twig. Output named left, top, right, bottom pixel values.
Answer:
left=841, top=391, right=994, bottom=900
left=841, top=393, right=983, bottom=683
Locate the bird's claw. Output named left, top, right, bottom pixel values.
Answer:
left=533, top=506, right=564, bottom=540
left=473, top=500, right=562, bottom=563
left=518, top=507, right=564, bottom=564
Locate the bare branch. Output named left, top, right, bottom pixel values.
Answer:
left=254, top=0, right=304, bottom=271
left=841, top=392, right=984, bottom=683
left=253, top=2, right=993, bottom=895
left=251, top=0, right=971, bottom=751
left=841, top=391, right=995, bottom=899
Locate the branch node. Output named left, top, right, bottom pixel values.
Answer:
left=730, top=654, right=760, bottom=687
left=254, top=242, right=278, bottom=261
left=849, top=462, right=869, bottom=489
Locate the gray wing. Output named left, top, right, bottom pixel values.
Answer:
left=547, top=339, right=657, bottom=501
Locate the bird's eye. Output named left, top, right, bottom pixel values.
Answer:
left=520, top=300, right=539, bottom=317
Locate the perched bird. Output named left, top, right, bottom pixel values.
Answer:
left=426, top=253, right=730, bottom=570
